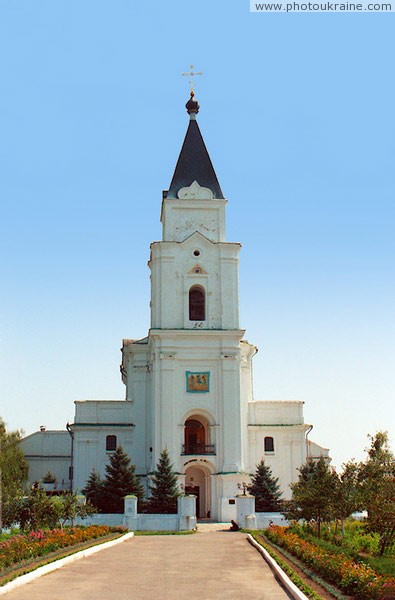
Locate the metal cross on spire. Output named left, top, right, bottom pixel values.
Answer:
left=182, top=65, right=203, bottom=92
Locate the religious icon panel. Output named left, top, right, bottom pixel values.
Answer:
left=186, top=371, right=210, bottom=393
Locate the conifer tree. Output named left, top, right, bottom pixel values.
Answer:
left=249, top=459, right=282, bottom=512
left=148, top=448, right=180, bottom=514
left=284, top=457, right=337, bottom=537
left=101, top=447, right=144, bottom=513
left=81, top=469, right=105, bottom=511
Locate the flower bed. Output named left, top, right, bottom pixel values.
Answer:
left=265, top=526, right=395, bottom=600
left=0, top=526, right=125, bottom=571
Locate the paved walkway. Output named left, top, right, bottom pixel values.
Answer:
left=197, top=521, right=232, bottom=532
left=5, top=531, right=292, bottom=599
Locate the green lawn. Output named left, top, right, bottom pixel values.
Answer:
left=288, top=521, right=395, bottom=577
left=364, top=555, right=395, bottom=577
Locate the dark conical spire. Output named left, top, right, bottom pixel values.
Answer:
left=166, top=93, right=224, bottom=200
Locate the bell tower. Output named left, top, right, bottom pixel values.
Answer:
left=150, top=92, right=241, bottom=332
left=123, top=92, right=256, bottom=521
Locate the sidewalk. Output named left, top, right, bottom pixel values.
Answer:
left=4, top=531, right=292, bottom=599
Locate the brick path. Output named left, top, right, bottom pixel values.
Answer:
left=4, top=531, right=292, bottom=599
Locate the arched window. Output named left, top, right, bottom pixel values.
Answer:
left=264, top=436, right=274, bottom=453
left=189, top=286, right=205, bottom=321
left=184, top=419, right=206, bottom=454
left=106, top=435, right=117, bottom=451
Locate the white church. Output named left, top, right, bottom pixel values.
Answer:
left=21, top=92, right=329, bottom=522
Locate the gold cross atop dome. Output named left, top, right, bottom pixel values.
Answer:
left=182, top=65, right=203, bottom=92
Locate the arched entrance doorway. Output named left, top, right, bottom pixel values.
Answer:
left=184, top=464, right=211, bottom=519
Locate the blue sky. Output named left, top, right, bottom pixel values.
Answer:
left=1, top=1, right=394, bottom=469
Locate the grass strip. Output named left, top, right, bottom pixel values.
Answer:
left=252, top=532, right=349, bottom=600
left=0, top=533, right=124, bottom=587
left=288, top=527, right=395, bottom=578
left=249, top=532, right=324, bottom=600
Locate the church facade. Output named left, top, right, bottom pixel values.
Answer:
left=21, top=93, right=328, bottom=522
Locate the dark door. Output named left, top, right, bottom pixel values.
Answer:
left=185, top=419, right=205, bottom=454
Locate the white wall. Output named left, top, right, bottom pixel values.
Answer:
left=247, top=401, right=310, bottom=500
left=149, top=233, right=241, bottom=331
left=20, top=430, right=71, bottom=490
left=77, top=495, right=197, bottom=531
left=72, top=400, right=135, bottom=492
left=161, top=197, right=227, bottom=243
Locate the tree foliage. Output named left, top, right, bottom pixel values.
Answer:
left=81, top=469, right=105, bottom=511
left=359, top=431, right=395, bottom=499
left=81, top=448, right=144, bottom=514
left=367, top=476, right=395, bottom=555
left=249, top=459, right=282, bottom=512
left=0, top=418, right=29, bottom=528
left=50, top=493, right=96, bottom=528
left=284, top=457, right=337, bottom=537
left=358, top=432, right=395, bottom=555
left=4, top=487, right=95, bottom=530
left=42, top=471, right=57, bottom=484
left=285, top=432, right=395, bottom=553
left=3, top=487, right=54, bottom=530
left=0, top=419, right=28, bottom=501
left=101, top=447, right=144, bottom=513
left=332, top=460, right=362, bottom=537
left=148, top=448, right=180, bottom=514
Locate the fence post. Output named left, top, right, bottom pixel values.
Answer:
left=235, top=494, right=256, bottom=529
left=178, top=495, right=197, bottom=531
left=123, top=495, right=138, bottom=530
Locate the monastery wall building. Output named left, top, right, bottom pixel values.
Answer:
left=21, top=93, right=329, bottom=522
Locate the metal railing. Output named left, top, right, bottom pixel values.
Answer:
left=182, top=444, right=216, bottom=455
